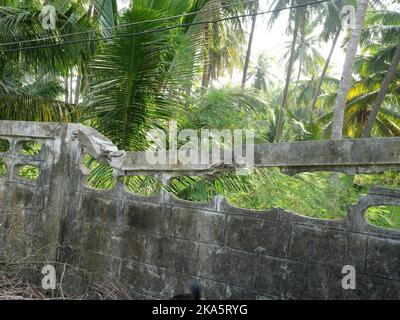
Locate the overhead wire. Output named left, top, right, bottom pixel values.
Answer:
left=0, top=0, right=262, bottom=48
left=1, top=0, right=331, bottom=53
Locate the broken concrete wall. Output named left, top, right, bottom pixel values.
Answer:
left=0, top=120, right=400, bottom=299
left=0, top=122, right=71, bottom=265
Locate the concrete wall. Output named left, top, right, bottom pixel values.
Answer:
left=0, top=121, right=400, bottom=300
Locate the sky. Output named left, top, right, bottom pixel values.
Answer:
left=253, top=1, right=346, bottom=78
left=117, top=0, right=130, bottom=10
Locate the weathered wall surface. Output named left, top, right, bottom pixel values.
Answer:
left=0, top=121, right=400, bottom=300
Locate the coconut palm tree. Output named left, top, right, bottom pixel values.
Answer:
left=272, top=4, right=302, bottom=142
left=250, top=53, right=275, bottom=92
left=331, top=0, right=369, bottom=139
left=0, top=1, right=97, bottom=121
left=83, top=5, right=186, bottom=150
left=83, top=0, right=256, bottom=150
left=268, top=0, right=325, bottom=142
left=192, top=0, right=246, bottom=91
left=362, top=44, right=400, bottom=137
left=283, top=26, right=324, bottom=111
left=309, top=0, right=354, bottom=111
left=361, top=8, right=400, bottom=137
left=318, top=67, right=400, bottom=138
left=0, top=66, right=78, bottom=122
left=241, top=0, right=259, bottom=87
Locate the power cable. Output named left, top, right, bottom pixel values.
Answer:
left=1, top=0, right=330, bottom=53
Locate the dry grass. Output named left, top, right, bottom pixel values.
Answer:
left=0, top=267, right=131, bottom=300
left=0, top=244, right=132, bottom=300
left=90, top=274, right=132, bottom=300
left=0, top=272, right=48, bottom=300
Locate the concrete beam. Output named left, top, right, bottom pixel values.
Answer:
left=1, top=121, right=399, bottom=178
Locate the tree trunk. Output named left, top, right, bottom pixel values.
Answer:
left=290, top=60, right=303, bottom=112
left=69, top=74, right=73, bottom=104
left=241, top=15, right=257, bottom=88
left=74, top=75, right=81, bottom=105
left=310, top=30, right=340, bottom=111
left=274, top=14, right=300, bottom=143
left=201, top=23, right=211, bottom=92
left=361, top=44, right=400, bottom=138
left=64, top=75, right=69, bottom=104
left=331, top=0, right=369, bottom=140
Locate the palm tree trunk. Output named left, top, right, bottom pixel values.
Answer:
left=201, top=23, right=211, bottom=92
left=69, top=74, right=73, bottom=104
left=74, top=75, right=81, bottom=105
left=310, top=30, right=340, bottom=111
left=291, top=60, right=303, bottom=111
left=64, top=75, right=69, bottom=104
left=274, top=14, right=300, bottom=143
left=241, top=15, right=257, bottom=87
left=361, top=44, right=400, bottom=138
left=331, top=0, right=369, bottom=140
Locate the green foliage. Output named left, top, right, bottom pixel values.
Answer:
left=83, top=154, right=116, bottom=190
left=123, top=176, right=162, bottom=195
left=171, top=169, right=356, bottom=219
left=84, top=6, right=189, bottom=150
left=0, top=1, right=96, bottom=122
left=0, top=157, right=6, bottom=176
left=355, top=171, right=400, bottom=190
left=180, top=87, right=268, bottom=132
left=18, top=165, right=39, bottom=181
left=365, top=206, right=400, bottom=230
left=167, top=176, right=217, bottom=202
left=315, top=7, right=400, bottom=138
left=20, top=141, right=42, bottom=156
left=0, top=138, right=10, bottom=152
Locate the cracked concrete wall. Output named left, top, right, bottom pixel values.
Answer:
left=0, top=120, right=400, bottom=299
